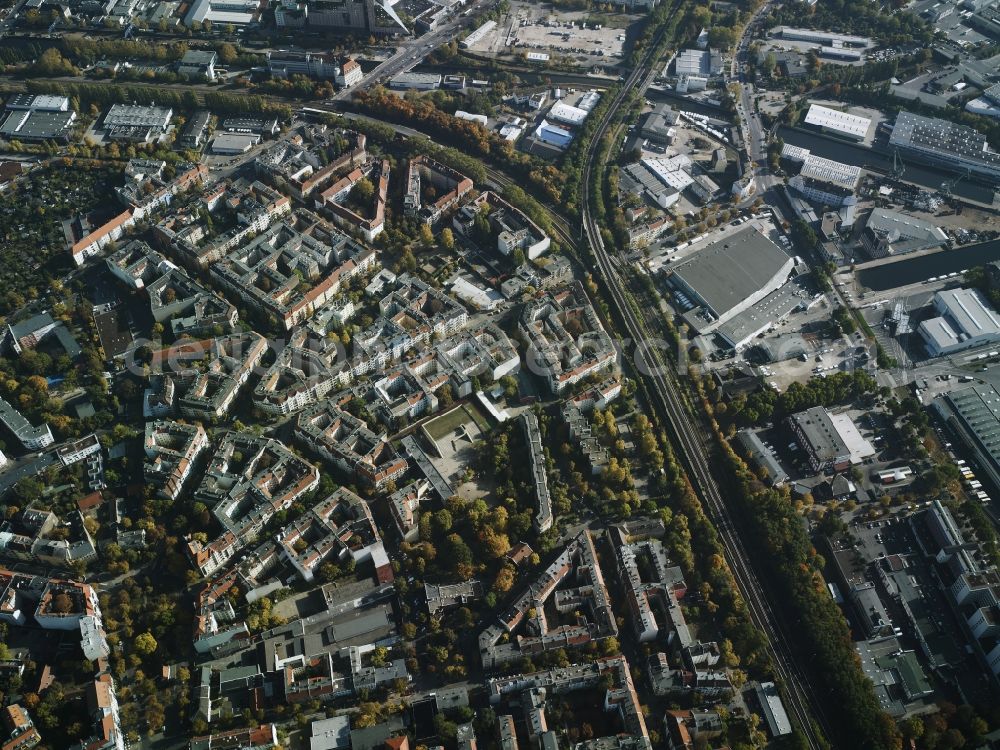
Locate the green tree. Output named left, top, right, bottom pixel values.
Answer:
left=218, top=42, right=238, bottom=64
left=134, top=632, right=157, bottom=656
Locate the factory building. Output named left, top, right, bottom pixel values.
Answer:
left=890, top=111, right=1000, bottom=184
left=665, top=225, right=795, bottom=333
left=918, top=287, right=1000, bottom=357
left=803, top=103, right=871, bottom=140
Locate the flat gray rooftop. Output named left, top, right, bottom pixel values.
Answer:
left=668, top=226, right=792, bottom=318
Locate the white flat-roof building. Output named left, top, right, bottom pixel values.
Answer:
left=104, top=104, right=172, bottom=131
left=185, top=0, right=259, bottom=25
left=5, top=94, right=69, bottom=111
left=461, top=19, right=496, bottom=48
left=389, top=72, right=442, bottom=90
left=775, top=26, right=870, bottom=47
left=211, top=132, right=261, bottom=154
left=919, top=287, right=1000, bottom=357
left=804, top=104, right=871, bottom=140
left=547, top=101, right=589, bottom=127
left=455, top=110, right=488, bottom=125
left=754, top=682, right=792, bottom=737
left=641, top=155, right=694, bottom=192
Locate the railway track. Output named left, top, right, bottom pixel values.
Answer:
left=577, top=11, right=831, bottom=750
left=482, top=165, right=579, bottom=251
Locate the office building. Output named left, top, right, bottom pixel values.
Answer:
left=789, top=154, right=861, bottom=207
left=860, top=208, right=948, bottom=259
left=273, top=0, right=407, bottom=35
left=178, top=50, right=218, bottom=80
left=178, top=109, right=211, bottom=149
left=788, top=406, right=875, bottom=472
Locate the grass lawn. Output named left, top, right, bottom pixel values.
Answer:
left=424, top=402, right=490, bottom=441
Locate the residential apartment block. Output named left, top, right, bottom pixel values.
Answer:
left=403, top=156, right=473, bottom=225
left=187, top=433, right=320, bottom=576
left=479, top=531, right=616, bottom=669
left=519, top=282, right=616, bottom=393
left=295, top=400, right=408, bottom=490
left=143, top=420, right=209, bottom=500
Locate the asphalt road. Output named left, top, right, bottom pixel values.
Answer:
left=332, top=0, right=492, bottom=101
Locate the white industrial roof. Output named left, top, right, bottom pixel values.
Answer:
left=938, top=287, right=1000, bottom=337
left=498, top=124, right=523, bottom=141
left=548, top=101, right=589, bottom=126
left=800, top=154, right=861, bottom=188
left=29, top=95, right=70, bottom=111
left=455, top=110, right=487, bottom=125
left=829, top=412, right=876, bottom=464
left=804, top=104, right=871, bottom=138
left=755, top=682, right=792, bottom=737
left=780, top=144, right=810, bottom=162
left=642, top=155, right=694, bottom=192
left=577, top=90, right=601, bottom=112
left=534, top=120, right=573, bottom=147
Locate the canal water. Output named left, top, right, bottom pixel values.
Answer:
left=858, top=239, right=1000, bottom=291
left=778, top=127, right=997, bottom=205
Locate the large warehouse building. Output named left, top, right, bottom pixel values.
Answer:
left=890, top=111, right=1000, bottom=183
left=665, top=225, right=794, bottom=333
left=803, top=103, right=871, bottom=140
left=936, top=384, right=1000, bottom=489
left=774, top=26, right=870, bottom=47
left=918, top=287, right=1000, bottom=357
left=0, top=94, right=76, bottom=142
